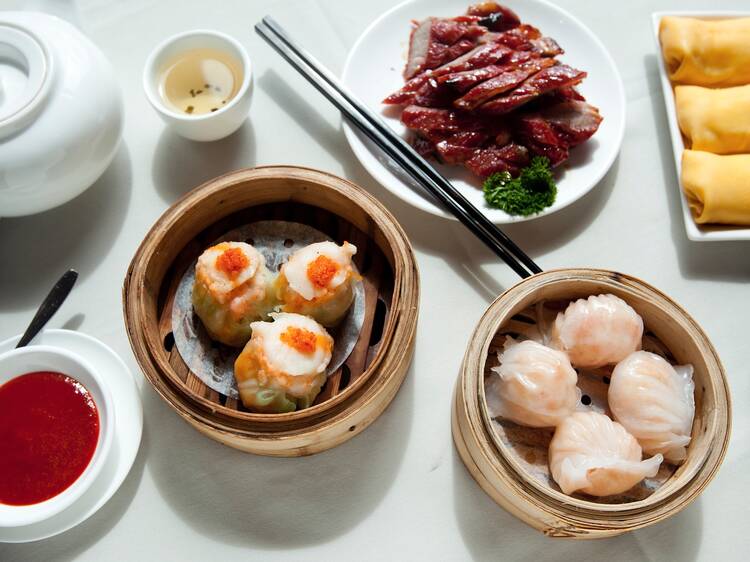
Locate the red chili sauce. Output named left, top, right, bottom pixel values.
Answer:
left=0, top=372, right=100, bottom=506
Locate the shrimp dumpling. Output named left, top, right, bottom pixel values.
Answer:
left=234, top=313, right=333, bottom=413
left=487, top=338, right=580, bottom=428
left=275, top=241, right=358, bottom=327
left=550, top=294, right=643, bottom=368
left=192, top=242, right=275, bottom=347
left=609, top=351, right=695, bottom=463
left=549, top=412, right=663, bottom=496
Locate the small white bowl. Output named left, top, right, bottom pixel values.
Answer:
left=143, top=30, right=252, bottom=142
left=0, top=345, right=115, bottom=528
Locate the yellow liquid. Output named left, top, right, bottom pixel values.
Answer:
left=159, top=48, right=242, bottom=115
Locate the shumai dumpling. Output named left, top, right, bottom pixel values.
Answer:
left=609, top=351, right=695, bottom=464
left=234, top=313, right=333, bottom=413
left=275, top=241, right=357, bottom=327
left=486, top=338, right=580, bottom=428
left=192, top=242, right=275, bottom=347
left=550, top=294, right=643, bottom=369
left=549, top=411, right=663, bottom=497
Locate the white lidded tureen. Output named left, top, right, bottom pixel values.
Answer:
left=0, top=12, right=122, bottom=217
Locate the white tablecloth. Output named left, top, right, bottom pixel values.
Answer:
left=1, top=0, right=748, bottom=560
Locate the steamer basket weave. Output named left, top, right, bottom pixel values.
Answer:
left=452, top=269, right=731, bottom=538
left=124, top=166, right=419, bottom=457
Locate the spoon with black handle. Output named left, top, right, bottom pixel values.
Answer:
left=16, top=269, right=79, bottom=348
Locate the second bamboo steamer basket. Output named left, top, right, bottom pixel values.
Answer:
left=124, top=166, right=419, bottom=457
left=453, top=269, right=731, bottom=538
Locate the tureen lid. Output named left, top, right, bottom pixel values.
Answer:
left=0, top=21, right=52, bottom=139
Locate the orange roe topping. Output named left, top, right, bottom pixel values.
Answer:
left=280, top=326, right=318, bottom=354
left=307, top=255, right=339, bottom=288
left=216, top=247, right=249, bottom=277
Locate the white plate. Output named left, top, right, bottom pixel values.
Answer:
left=342, top=0, right=625, bottom=223
left=651, top=11, right=750, bottom=241
left=0, top=329, right=143, bottom=544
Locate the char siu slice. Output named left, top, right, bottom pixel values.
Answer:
left=547, top=86, right=586, bottom=102
left=411, top=81, right=456, bottom=108
left=453, top=58, right=556, bottom=110
left=437, top=64, right=509, bottom=94
left=412, top=135, right=438, bottom=159
left=431, top=16, right=485, bottom=43
left=517, top=100, right=602, bottom=166
left=414, top=53, right=544, bottom=106
left=385, top=42, right=513, bottom=104
left=465, top=143, right=530, bottom=177
left=519, top=100, right=602, bottom=146
left=530, top=36, right=563, bottom=57
left=404, top=18, right=433, bottom=80
left=480, top=25, right=562, bottom=57
left=404, top=17, right=486, bottom=79
left=434, top=131, right=489, bottom=164
left=423, top=38, right=478, bottom=77
left=436, top=50, right=539, bottom=94
left=401, top=105, right=485, bottom=135
left=478, top=64, right=586, bottom=115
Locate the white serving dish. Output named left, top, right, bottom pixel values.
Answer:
left=0, top=12, right=123, bottom=218
left=0, top=345, right=114, bottom=528
left=342, top=0, right=625, bottom=224
left=143, top=30, right=253, bottom=142
left=651, top=11, right=750, bottom=242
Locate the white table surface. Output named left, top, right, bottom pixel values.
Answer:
left=1, top=0, right=748, bottom=560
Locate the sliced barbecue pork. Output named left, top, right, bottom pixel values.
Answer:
left=517, top=100, right=602, bottom=165
left=401, top=105, right=485, bottom=135
left=388, top=3, right=602, bottom=180
left=435, top=131, right=489, bottom=164
left=385, top=42, right=514, bottom=104
left=465, top=143, right=530, bottom=177
left=478, top=64, right=586, bottom=114
left=404, top=17, right=486, bottom=79
left=453, top=58, right=557, bottom=110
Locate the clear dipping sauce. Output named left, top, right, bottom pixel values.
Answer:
left=0, top=372, right=99, bottom=506
left=158, top=48, right=242, bottom=115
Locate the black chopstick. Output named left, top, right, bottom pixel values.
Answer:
left=255, top=18, right=542, bottom=279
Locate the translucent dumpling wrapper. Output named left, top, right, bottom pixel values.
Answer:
left=609, top=351, right=695, bottom=463
left=192, top=242, right=276, bottom=347
left=549, top=411, right=663, bottom=497
left=486, top=338, right=580, bottom=428
left=275, top=241, right=358, bottom=327
left=550, top=294, right=644, bottom=369
left=234, top=313, right=334, bottom=413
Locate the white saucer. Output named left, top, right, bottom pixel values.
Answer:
left=0, top=329, right=143, bottom=543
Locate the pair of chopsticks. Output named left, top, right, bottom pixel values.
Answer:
left=255, top=17, right=542, bottom=280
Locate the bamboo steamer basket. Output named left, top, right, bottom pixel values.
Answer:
left=124, top=166, right=419, bottom=457
left=452, top=269, right=731, bottom=538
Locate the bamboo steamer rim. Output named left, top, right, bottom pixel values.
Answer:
left=456, top=268, right=731, bottom=533
left=124, top=165, right=419, bottom=431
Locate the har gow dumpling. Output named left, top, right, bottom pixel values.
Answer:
left=549, top=411, right=663, bottom=497
left=550, top=294, right=643, bottom=369
left=609, top=351, right=695, bottom=463
left=487, top=338, right=580, bottom=428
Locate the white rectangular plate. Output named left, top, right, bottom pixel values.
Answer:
left=651, top=11, right=750, bottom=241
